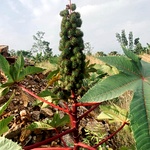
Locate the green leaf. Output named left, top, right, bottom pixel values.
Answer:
left=0, top=54, right=10, bottom=74
left=0, top=116, right=13, bottom=136
left=38, top=90, right=56, bottom=97
left=0, top=92, right=14, bottom=116
left=0, top=54, right=13, bottom=84
left=26, top=121, right=55, bottom=130
left=0, top=87, right=9, bottom=97
left=12, top=54, right=25, bottom=80
left=122, top=46, right=140, bottom=63
left=0, top=137, right=22, bottom=150
left=97, top=104, right=128, bottom=123
left=130, top=83, right=150, bottom=149
left=80, top=73, right=139, bottom=102
left=99, top=56, right=141, bottom=76
left=24, top=66, right=45, bottom=76
left=50, top=113, right=70, bottom=128
left=14, top=54, right=24, bottom=72
left=46, top=69, right=59, bottom=80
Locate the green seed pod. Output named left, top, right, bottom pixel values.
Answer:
left=76, top=52, right=82, bottom=59
left=70, top=56, right=76, bottom=62
left=73, top=47, right=80, bottom=54
left=75, top=29, right=83, bottom=37
left=65, top=21, right=72, bottom=29
left=70, top=13, right=77, bottom=23
left=65, top=41, right=71, bottom=48
left=60, top=9, right=69, bottom=17
left=72, top=70, right=78, bottom=78
left=68, top=29, right=75, bottom=37
left=76, top=18, right=82, bottom=27
left=62, top=17, right=68, bottom=24
left=72, top=23, right=77, bottom=28
left=66, top=83, right=72, bottom=91
left=75, top=12, right=80, bottom=18
left=70, top=4, right=76, bottom=11
left=60, top=10, right=65, bottom=17
left=71, top=37, right=78, bottom=46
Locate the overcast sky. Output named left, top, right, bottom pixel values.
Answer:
left=0, top=0, right=150, bottom=55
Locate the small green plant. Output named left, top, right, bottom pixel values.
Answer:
left=80, top=47, right=150, bottom=149
left=0, top=92, right=14, bottom=136
left=0, top=92, right=22, bottom=150
left=0, top=53, right=44, bottom=88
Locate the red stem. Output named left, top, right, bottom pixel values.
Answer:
left=75, top=102, right=100, bottom=107
left=78, top=103, right=100, bottom=120
left=75, top=142, right=96, bottom=150
left=18, top=84, right=69, bottom=114
left=93, top=121, right=128, bottom=148
left=31, top=148, right=72, bottom=150
left=55, top=129, right=67, bottom=147
left=23, top=128, right=75, bottom=150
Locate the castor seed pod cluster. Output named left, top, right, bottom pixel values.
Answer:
left=57, top=3, right=85, bottom=100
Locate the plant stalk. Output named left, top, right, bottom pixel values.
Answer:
left=93, top=121, right=128, bottom=148
left=23, top=128, right=75, bottom=150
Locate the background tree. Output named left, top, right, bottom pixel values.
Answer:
left=84, top=42, right=93, bottom=55
left=31, top=31, right=52, bottom=57
left=116, top=30, right=145, bottom=54
left=116, top=30, right=128, bottom=47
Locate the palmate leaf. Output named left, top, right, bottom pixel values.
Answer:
left=99, top=56, right=141, bottom=76
left=130, top=84, right=150, bottom=149
left=80, top=49, right=150, bottom=150
left=80, top=73, right=139, bottom=102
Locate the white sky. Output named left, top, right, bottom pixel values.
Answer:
left=0, top=0, right=150, bottom=55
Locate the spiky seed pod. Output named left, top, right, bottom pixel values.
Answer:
left=76, top=18, right=82, bottom=27
left=70, top=13, right=77, bottom=23
left=75, top=29, right=83, bottom=37
left=59, top=3, right=85, bottom=100
left=65, top=21, right=72, bottom=29
left=72, top=61, right=78, bottom=69
left=61, top=17, right=68, bottom=24
left=71, top=37, right=78, bottom=46
left=68, top=29, right=75, bottom=37
left=65, top=41, right=71, bottom=48
left=73, top=47, right=80, bottom=54
left=72, top=23, right=77, bottom=28
left=76, top=52, right=82, bottom=59
left=70, top=56, right=76, bottom=62
left=75, top=12, right=80, bottom=18
left=60, top=9, right=69, bottom=17
left=70, top=4, right=76, bottom=11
